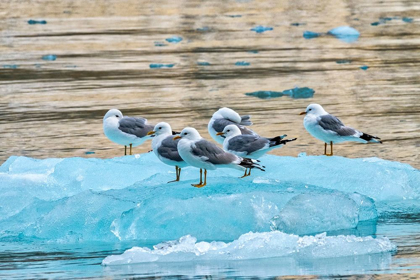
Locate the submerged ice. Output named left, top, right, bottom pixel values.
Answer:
left=102, top=231, right=396, bottom=265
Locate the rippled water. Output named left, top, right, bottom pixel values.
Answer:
left=1, top=0, right=419, bottom=278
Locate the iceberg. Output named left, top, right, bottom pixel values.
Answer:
left=304, top=26, right=360, bottom=43
left=102, top=231, right=396, bottom=265
left=0, top=154, right=418, bottom=243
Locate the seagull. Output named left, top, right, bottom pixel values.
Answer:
left=208, top=107, right=257, bottom=144
left=174, top=127, right=264, bottom=188
left=103, top=109, right=154, bottom=155
left=300, top=104, right=382, bottom=156
left=217, top=125, right=297, bottom=176
left=147, top=122, right=188, bottom=183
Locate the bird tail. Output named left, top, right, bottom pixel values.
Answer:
left=240, top=115, right=253, bottom=126
left=268, top=135, right=297, bottom=147
left=239, top=158, right=265, bottom=171
left=359, top=133, right=382, bottom=144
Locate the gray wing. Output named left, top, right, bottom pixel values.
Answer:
left=240, top=115, right=253, bottom=126
left=192, top=140, right=238, bottom=164
left=212, top=118, right=255, bottom=135
left=228, top=135, right=268, bottom=154
left=118, top=117, right=154, bottom=138
left=157, top=136, right=183, bottom=162
left=318, top=114, right=357, bottom=136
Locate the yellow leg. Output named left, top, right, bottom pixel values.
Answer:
left=240, top=169, right=248, bottom=178
left=247, top=169, right=251, bottom=176
left=130, top=144, right=133, bottom=155
left=324, top=143, right=327, bottom=155
left=326, top=141, right=333, bottom=156
left=124, top=145, right=127, bottom=156
left=192, top=169, right=206, bottom=188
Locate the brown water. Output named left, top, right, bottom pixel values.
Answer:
left=0, top=0, right=419, bottom=167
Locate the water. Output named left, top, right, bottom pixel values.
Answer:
left=0, top=0, right=419, bottom=278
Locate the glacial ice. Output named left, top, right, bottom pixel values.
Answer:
left=0, top=153, right=418, bottom=245
left=250, top=26, right=273, bottom=33
left=28, top=19, right=47, bottom=25
left=102, top=231, right=396, bottom=265
left=304, top=26, right=360, bottom=43
left=149, top=64, right=175, bottom=68
left=165, top=36, right=183, bottom=43
left=245, top=87, right=314, bottom=99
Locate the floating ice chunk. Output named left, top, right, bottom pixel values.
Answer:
left=197, top=61, right=211, bottom=66
left=336, top=59, right=352, bottom=64
left=85, top=151, right=95, bottom=155
left=298, top=152, right=307, bottom=157
left=270, top=192, right=377, bottom=235
left=327, top=26, right=360, bottom=43
left=304, top=26, right=359, bottom=43
left=102, top=231, right=396, bottom=265
left=303, top=31, right=320, bottom=39
left=360, top=65, right=369, bottom=70
left=245, top=87, right=314, bottom=100
left=154, top=41, right=166, bottom=47
left=402, top=17, right=413, bottom=23
left=149, top=64, right=175, bottom=68
left=28, top=19, right=47, bottom=25
left=226, top=15, right=242, bottom=18
left=251, top=26, right=273, bottom=33
left=3, top=64, right=18, bottom=69
left=42, top=55, right=57, bottom=61
left=247, top=50, right=259, bottom=53
left=235, top=61, right=250, bottom=66
left=291, top=22, right=305, bottom=26
left=196, top=27, right=210, bottom=32
left=165, top=36, right=183, bottom=43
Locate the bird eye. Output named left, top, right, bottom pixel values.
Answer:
left=159, top=127, right=162, bottom=129
left=115, top=115, right=119, bottom=117
left=184, top=132, right=187, bottom=135
left=227, top=130, right=230, bottom=132
left=308, top=109, right=312, bottom=111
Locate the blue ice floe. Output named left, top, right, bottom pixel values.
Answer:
left=197, top=61, right=211, bottom=66
left=360, top=65, right=369, bottom=70
left=28, top=19, right=47, bottom=25
left=149, top=64, right=175, bottom=69
left=372, top=16, right=414, bottom=26
left=3, top=64, right=19, bottom=69
left=235, top=61, right=250, bottom=66
left=165, top=36, right=183, bottom=43
left=42, top=54, right=57, bottom=61
left=245, top=87, right=315, bottom=99
left=336, top=60, right=352, bottom=64
left=251, top=26, right=273, bottom=33
left=304, top=26, right=360, bottom=43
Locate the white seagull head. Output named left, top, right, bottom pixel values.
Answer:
left=212, top=107, right=241, bottom=123
left=104, top=109, right=123, bottom=121
left=301, top=104, right=328, bottom=116
left=151, top=122, right=172, bottom=136
left=218, top=124, right=242, bottom=138
left=175, top=127, right=201, bottom=141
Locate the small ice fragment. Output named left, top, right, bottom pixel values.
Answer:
left=245, top=91, right=284, bottom=99
left=298, top=152, right=306, bottom=157
left=34, top=64, right=41, bottom=68
left=380, top=17, right=393, bottom=21
left=197, top=62, right=211, bottom=66
left=247, top=50, right=259, bottom=54
left=154, top=41, right=166, bottom=47
left=42, top=55, right=57, bottom=61
left=303, top=31, right=320, bottom=39
left=360, top=65, right=369, bottom=70
left=235, top=61, right=250, bottom=66
left=3, top=65, right=18, bottom=69
left=196, top=27, right=210, bottom=32
left=291, top=22, right=305, bottom=26
left=165, top=36, right=183, bottom=43
left=282, top=87, right=315, bottom=99
left=251, top=26, right=273, bottom=33
left=327, top=26, right=360, bottom=43
left=28, top=19, right=47, bottom=25
left=371, top=22, right=381, bottom=26
left=226, top=15, right=242, bottom=18
left=149, top=64, right=175, bottom=69
left=336, top=60, right=352, bottom=64
left=402, top=17, right=413, bottom=23
left=85, top=151, right=95, bottom=155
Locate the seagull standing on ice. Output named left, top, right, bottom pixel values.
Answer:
left=147, top=122, right=188, bottom=183
left=300, top=104, right=382, bottom=156
left=103, top=109, right=154, bottom=155
left=208, top=107, right=257, bottom=144
left=217, top=125, right=297, bottom=176
left=174, top=127, right=264, bottom=188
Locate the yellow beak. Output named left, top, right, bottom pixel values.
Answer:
left=173, top=135, right=181, bottom=140
left=216, top=132, right=224, bottom=136
left=147, top=131, right=155, bottom=135
left=299, top=112, right=307, bottom=115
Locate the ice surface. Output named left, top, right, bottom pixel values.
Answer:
left=270, top=192, right=377, bottom=235
left=102, top=231, right=396, bottom=265
left=0, top=154, right=418, bottom=243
